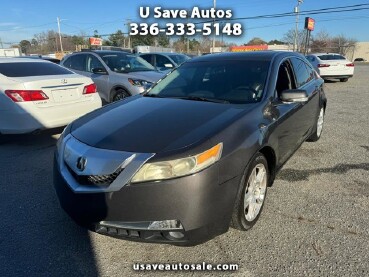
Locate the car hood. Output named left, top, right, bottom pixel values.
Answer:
left=71, top=96, right=252, bottom=153
left=120, top=70, right=165, bottom=83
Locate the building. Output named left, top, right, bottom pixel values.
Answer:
left=0, top=48, right=21, bottom=57
left=352, top=42, right=369, bottom=61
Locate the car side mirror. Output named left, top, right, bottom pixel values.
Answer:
left=92, top=67, right=108, bottom=75
left=164, top=63, right=174, bottom=68
left=280, top=89, right=308, bottom=103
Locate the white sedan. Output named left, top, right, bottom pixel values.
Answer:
left=306, top=53, right=354, bottom=82
left=0, top=58, right=102, bottom=134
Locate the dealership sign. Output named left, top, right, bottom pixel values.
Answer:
left=305, top=17, right=315, bottom=31
left=89, top=37, right=103, bottom=46
left=230, top=45, right=268, bottom=52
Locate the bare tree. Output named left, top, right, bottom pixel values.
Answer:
left=282, top=29, right=306, bottom=52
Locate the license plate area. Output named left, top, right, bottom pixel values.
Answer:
left=52, top=88, right=79, bottom=102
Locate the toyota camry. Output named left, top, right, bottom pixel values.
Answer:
left=54, top=51, right=327, bottom=245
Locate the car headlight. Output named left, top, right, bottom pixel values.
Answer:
left=56, top=123, right=72, bottom=153
left=128, top=78, right=153, bottom=89
left=131, top=143, right=223, bottom=183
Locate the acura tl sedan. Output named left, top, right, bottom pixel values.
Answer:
left=54, top=51, right=327, bottom=245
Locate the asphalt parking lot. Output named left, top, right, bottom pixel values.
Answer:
left=1, top=65, right=368, bottom=277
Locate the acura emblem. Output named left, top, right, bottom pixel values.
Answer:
left=61, top=79, right=68, bottom=84
left=76, top=157, right=87, bottom=171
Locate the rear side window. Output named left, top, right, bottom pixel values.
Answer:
left=290, top=57, right=312, bottom=87
left=140, top=54, right=152, bottom=64
left=318, top=55, right=346, bottom=60
left=0, top=62, right=73, bottom=77
left=70, top=55, right=87, bottom=71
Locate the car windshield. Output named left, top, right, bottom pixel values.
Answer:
left=146, top=60, right=270, bottom=104
left=318, top=54, right=346, bottom=60
left=97, top=52, right=155, bottom=73
left=167, top=54, right=190, bottom=65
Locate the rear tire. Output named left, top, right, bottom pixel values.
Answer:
left=112, top=88, right=130, bottom=102
left=307, top=107, right=324, bottom=142
left=340, top=78, right=348, bottom=82
left=231, top=153, right=269, bottom=231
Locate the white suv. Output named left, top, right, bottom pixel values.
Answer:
left=306, top=53, right=354, bottom=82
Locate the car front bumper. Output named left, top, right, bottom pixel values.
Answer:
left=53, top=153, right=241, bottom=245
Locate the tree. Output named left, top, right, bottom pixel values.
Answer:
left=105, top=30, right=125, bottom=47
left=268, top=39, right=285, bottom=45
left=282, top=29, right=306, bottom=51
left=246, top=37, right=267, bottom=45
left=156, top=33, right=170, bottom=47
left=93, top=30, right=101, bottom=38
left=310, top=31, right=357, bottom=57
left=19, top=40, right=31, bottom=54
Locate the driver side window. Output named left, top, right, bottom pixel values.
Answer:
left=275, top=60, right=296, bottom=98
left=86, top=55, right=104, bottom=73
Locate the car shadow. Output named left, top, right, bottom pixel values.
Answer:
left=0, top=130, right=100, bottom=276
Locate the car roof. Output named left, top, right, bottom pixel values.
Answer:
left=187, top=51, right=300, bottom=63
left=0, top=57, right=49, bottom=63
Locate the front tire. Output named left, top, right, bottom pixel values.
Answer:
left=307, top=106, right=324, bottom=142
left=231, top=153, right=269, bottom=231
left=112, top=89, right=130, bottom=102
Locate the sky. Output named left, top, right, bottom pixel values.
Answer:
left=1, top=0, right=369, bottom=47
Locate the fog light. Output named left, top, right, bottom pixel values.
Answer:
left=148, top=220, right=183, bottom=230
left=168, top=231, right=185, bottom=239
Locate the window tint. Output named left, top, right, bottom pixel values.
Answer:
left=0, top=62, right=73, bottom=77
left=97, top=52, right=154, bottom=73
left=70, top=54, right=87, bottom=71
left=167, top=54, right=190, bottom=65
left=86, top=55, right=104, bottom=72
left=306, top=56, right=315, bottom=62
left=148, top=60, right=270, bottom=104
left=318, top=54, right=346, bottom=60
left=140, top=54, right=152, bottom=64
left=304, top=62, right=315, bottom=83
left=276, top=61, right=296, bottom=97
left=290, top=57, right=311, bottom=87
left=156, top=55, right=173, bottom=68
left=62, top=57, right=72, bottom=68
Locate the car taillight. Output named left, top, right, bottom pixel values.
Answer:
left=346, top=63, right=355, bottom=67
left=318, top=64, right=330, bottom=68
left=83, top=83, right=97, bottom=94
left=5, top=90, right=49, bottom=102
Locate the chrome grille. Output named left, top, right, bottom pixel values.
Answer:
left=66, top=165, right=124, bottom=187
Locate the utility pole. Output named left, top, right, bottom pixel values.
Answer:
left=125, top=19, right=132, bottom=49
left=212, top=0, right=216, bottom=53
left=294, top=0, right=303, bottom=52
left=57, top=17, right=64, bottom=53
left=0, top=37, right=3, bottom=48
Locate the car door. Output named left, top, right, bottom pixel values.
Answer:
left=85, top=54, right=110, bottom=101
left=289, top=57, right=320, bottom=136
left=272, top=59, right=311, bottom=166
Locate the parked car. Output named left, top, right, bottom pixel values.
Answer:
left=139, top=52, right=190, bottom=72
left=0, top=58, right=101, bottom=134
left=306, top=53, right=354, bottom=82
left=54, top=51, right=326, bottom=245
left=61, top=50, right=164, bottom=102
left=354, top=58, right=367, bottom=62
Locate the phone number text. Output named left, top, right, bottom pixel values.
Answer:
left=130, top=23, right=242, bottom=36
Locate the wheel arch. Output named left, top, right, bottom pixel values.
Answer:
left=110, top=85, right=131, bottom=102
left=258, top=146, right=277, bottom=186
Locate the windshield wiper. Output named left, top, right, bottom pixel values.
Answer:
left=175, top=96, right=230, bottom=104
